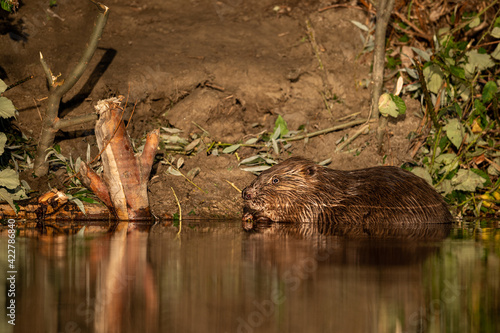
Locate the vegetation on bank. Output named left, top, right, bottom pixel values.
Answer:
left=388, top=1, right=500, bottom=217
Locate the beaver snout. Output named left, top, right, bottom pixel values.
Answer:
left=242, top=187, right=256, bottom=200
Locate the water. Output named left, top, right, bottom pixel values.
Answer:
left=0, top=219, right=498, bottom=333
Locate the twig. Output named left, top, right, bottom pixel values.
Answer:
left=32, top=97, right=43, bottom=121
left=305, top=19, right=325, bottom=71
left=171, top=187, right=182, bottom=236
left=415, top=60, right=440, bottom=129
left=392, top=11, right=432, bottom=41
left=225, top=180, right=242, bottom=193
left=55, top=113, right=98, bottom=130
left=319, top=90, right=333, bottom=117
left=450, top=0, right=499, bottom=39
left=285, top=118, right=375, bottom=142
left=305, top=18, right=334, bottom=114
left=318, top=4, right=374, bottom=14
left=39, top=52, right=54, bottom=87
left=5, top=75, right=34, bottom=91
left=125, top=100, right=138, bottom=129
left=338, top=111, right=361, bottom=122
left=335, top=123, right=371, bottom=152
left=204, top=82, right=225, bottom=92
left=192, top=121, right=211, bottom=136
left=164, top=160, right=206, bottom=193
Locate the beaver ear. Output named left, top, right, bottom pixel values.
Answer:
left=305, top=165, right=316, bottom=176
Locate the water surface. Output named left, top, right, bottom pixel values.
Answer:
left=0, top=219, right=498, bottom=333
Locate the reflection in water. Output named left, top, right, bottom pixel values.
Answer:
left=0, top=220, right=498, bottom=332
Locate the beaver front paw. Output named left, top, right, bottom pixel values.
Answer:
left=242, top=209, right=274, bottom=231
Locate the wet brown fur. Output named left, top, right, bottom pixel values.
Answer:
left=242, top=157, right=454, bottom=227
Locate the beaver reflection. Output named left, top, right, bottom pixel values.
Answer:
left=244, top=221, right=452, bottom=266
left=241, top=223, right=452, bottom=333
left=242, top=157, right=453, bottom=231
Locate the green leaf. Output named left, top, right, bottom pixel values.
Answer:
left=487, top=157, right=500, bottom=176
left=423, top=64, right=444, bottom=94
left=470, top=168, right=491, bottom=187
left=0, top=96, right=16, bottom=118
left=0, top=79, right=7, bottom=93
left=167, top=166, right=182, bottom=176
left=464, top=50, right=495, bottom=77
left=482, top=81, right=498, bottom=103
left=378, top=93, right=399, bottom=118
left=77, top=196, right=99, bottom=204
left=0, top=132, right=6, bottom=156
left=11, top=186, right=26, bottom=201
left=434, top=153, right=459, bottom=175
left=222, top=144, right=241, bottom=154
left=443, top=119, right=465, bottom=149
left=474, top=99, right=486, bottom=115
left=70, top=197, right=86, bottom=215
left=468, top=16, right=481, bottom=28
left=1, top=1, right=12, bottom=12
left=274, top=115, right=289, bottom=136
left=491, top=26, right=500, bottom=38
left=350, top=20, right=369, bottom=31
left=436, top=179, right=453, bottom=195
left=411, top=47, right=431, bottom=62
left=239, top=155, right=264, bottom=165
left=492, top=43, right=500, bottom=60
left=391, top=95, right=406, bottom=115
left=241, top=165, right=272, bottom=173
left=451, top=169, right=485, bottom=192
left=411, top=167, right=433, bottom=185
left=0, top=168, right=20, bottom=189
left=0, top=188, right=15, bottom=212
left=449, top=65, right=465, bottom=80
left=454, top=102, right=462, bottom=118
left=456, top=83, right=471, bottom=101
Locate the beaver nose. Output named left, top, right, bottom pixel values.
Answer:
left=242, top=187, right=254, bottom=200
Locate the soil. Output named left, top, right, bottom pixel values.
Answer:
left=0, top=0, right=422, bottom=219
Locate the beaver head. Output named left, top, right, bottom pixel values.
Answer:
left=242, top=157, right=344, bottom=226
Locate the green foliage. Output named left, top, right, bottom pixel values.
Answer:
left=379, top=93, right=406, bottom=118
left=273, top=115, right=289, bottom=137
left=0, top=79, right=27, bottom=211
left=386, top=55, right=401, bottom=69
left=44, top=146, right=98, bottom=214
left=1, top=0, right=13, bottom=12
left=397, top=6, right=500, bottom=216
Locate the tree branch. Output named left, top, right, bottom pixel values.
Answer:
left=57, top=2, right=109, bottom=97
left=34, top=1, right=110, bottom=176
left=55, top=113, right=98, bottom=130
left=370, top=0, right=395, bottom=153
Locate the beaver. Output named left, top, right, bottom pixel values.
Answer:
left=242, top=157, right=453, bottom=230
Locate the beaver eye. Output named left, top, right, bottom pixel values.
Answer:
left=271, top=177, right=279, bottom=184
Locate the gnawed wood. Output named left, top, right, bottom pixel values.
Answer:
left=80, top=97, right=160, bottom=220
